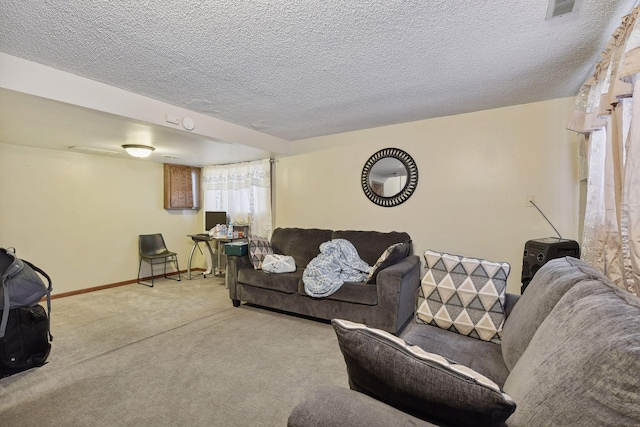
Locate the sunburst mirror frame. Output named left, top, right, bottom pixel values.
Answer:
left=361, top=148, right=419, bottom=207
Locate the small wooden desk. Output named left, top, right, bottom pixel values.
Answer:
left=186, top=234, right=239, bottom=279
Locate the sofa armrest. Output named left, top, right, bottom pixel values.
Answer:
left=288, top=386, right=440, bottom=427
left=504, top=293, right=520, bottom=319
left=374, top=255, right=421, bottom=334
left=376, top=254, right=419, bottom=280
left=225, top=254, right=253, bottom=303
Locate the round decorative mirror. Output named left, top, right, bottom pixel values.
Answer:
left=361, top=148, right=418, bottom=207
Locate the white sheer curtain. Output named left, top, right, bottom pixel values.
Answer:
left=202, top=159, right=272, bottom=238
left=567, top=5, right=640, bottom=296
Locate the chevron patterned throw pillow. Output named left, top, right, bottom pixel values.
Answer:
left=248, top=235, right=274, bottom=270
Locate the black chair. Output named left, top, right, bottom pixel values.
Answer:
left=137, top=234, right=181, bottom=287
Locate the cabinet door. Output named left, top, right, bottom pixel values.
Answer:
left=164, top=164, right=201, bottom=209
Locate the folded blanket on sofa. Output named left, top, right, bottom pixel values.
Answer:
left=303, top=239, right=371, bottom=298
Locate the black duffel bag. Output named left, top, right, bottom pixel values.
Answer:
left=0, top=247, right=52, bottom=338
left=0, top=247, right=52, bottom=377
left=0, top=305, right=51, bottom=377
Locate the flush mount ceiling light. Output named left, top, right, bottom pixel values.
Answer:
left=122, top=144, right=155, bottom=158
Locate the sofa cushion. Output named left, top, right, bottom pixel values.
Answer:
left=332, top=230, right=411, bottom=266
left=270, top=228, right=332, bottom=268
left=248, top=235, right=273, bottom=269
left=400, top=322, right=510, bottom=387
left=503, top=279, right=640, bottom=426
left=288, top=385, right=439, bottom=427
left=237, top=268, right=301, bottom=294
left=298, top=280, right=378, bottom=305
left=416, top=250, right=510, bottom=344
left=366, top=242, right=410, bottom=284
left=501, top=256, right=601, bottom=370
left=333, top=319, right=516, bottom=427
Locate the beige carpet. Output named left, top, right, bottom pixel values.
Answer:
left=0, top=276, right=349, bottom=426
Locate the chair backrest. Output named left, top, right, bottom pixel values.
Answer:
left=139, top=234, right=168, bottom=256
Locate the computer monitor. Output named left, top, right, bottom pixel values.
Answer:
left=205, top=211, right=227, bottom=231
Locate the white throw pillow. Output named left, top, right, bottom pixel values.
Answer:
left=261, top=254, right=296, bottom=274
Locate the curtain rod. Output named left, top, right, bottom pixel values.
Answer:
left=203, top=158, right=277, bottom=167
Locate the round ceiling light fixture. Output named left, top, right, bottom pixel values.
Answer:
left=122, top=144, right=155, bottom=158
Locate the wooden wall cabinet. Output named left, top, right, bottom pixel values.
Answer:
left=164, top=164, right=201, bottom=210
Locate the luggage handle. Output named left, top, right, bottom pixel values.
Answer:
left=23, top=259, right=53, bottom=341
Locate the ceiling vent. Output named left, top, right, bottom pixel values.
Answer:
left=68, top=146, right=121, bottom=156
left=546, top=0, right=579, bottom=20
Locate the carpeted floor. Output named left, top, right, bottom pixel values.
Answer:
left=0, top=276, right=349, bottom=426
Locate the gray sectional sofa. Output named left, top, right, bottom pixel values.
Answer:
left=288, top=256, right=640, bottom=427
left=225, top=227, right=420, bottom=334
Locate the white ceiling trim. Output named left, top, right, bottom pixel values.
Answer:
left=0, top=53, right=291, bottom=155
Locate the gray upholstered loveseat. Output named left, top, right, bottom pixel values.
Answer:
left=225, top=227, right=420, bottom=334
left=288, top=256, right=640, bottom=427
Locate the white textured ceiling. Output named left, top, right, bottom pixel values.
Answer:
left=0, top=0, right=636, bottom=156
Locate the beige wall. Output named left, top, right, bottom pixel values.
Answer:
left=276, top=97, right=580, bottom=294
left=0, top=143, right=204, bottom=295
left=1, top=97, right=579, bottom=296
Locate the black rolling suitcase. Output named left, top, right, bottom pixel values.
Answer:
left=0, top=248, right=52, bottom=377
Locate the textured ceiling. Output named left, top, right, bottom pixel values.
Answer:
left=0, top=0, right=636, bottom=142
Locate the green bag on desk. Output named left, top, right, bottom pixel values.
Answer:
left=224, top=243, right=248, bottom=256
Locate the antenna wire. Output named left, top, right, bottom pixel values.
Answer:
left=530, top=200, right=563, bottom=239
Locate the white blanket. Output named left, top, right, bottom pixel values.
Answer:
left=303, top=239, right=371, bottom=298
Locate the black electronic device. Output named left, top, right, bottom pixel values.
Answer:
left=521, top=238, right=580, bottom=293
left=205, top=211, right=227, bottom=231
left=521, top=200, right=580, bottom=293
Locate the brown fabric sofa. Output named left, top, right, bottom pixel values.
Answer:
left=225, top=227, right=420, bottom=334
